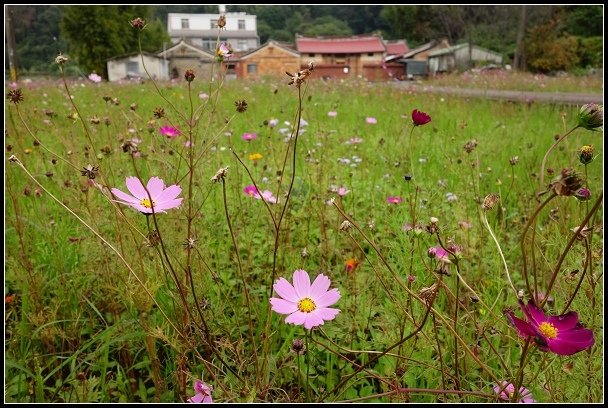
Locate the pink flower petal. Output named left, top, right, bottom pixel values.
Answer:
left=155, top=185, right=182, bottom=203
left=547, top=334, right=594, bottom=355
left=125, top=176, right=146, bottom=199
left=303, top=312, right=325, bottom=329
left=292, top=269, right=311, bottom=298
left=269, top=297, right=298, bottom=315
left=111, top=188, right=141, bottom=205
left=315, top=307, right=340, bottom=321
left=273, top=277, right=299, bottom=303
left=547, top=311, right=579, bottom=331
left=156, top=198, right=183, bottom=211
left=315, top=288, right=340, bottom=308
left=309, top=274, right=331, bottom=299
left=147, top=177, right=165, bottom=198
left=285, top=311, right=307, bottom=326
left=188, top=394, right=204, bottom=403
left=521, top=300, right=546, bottom=326
left=505, top=310, right=537, bottom=338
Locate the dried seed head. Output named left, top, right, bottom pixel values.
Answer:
left=291, top=339, right=306, bottom=355
left=482, top=193, right=500, bottom=211
left=184, top=69, right=195, bottom=82
left=7, top=88, right=24, bottom=104
left=146, top=230, right=160, bottom=247
left=217, top=15, right=226, bottom=28
left=80, top=164, right=99, bottom=180
left=130, top=17, right=146, bottom=30
left=509, top=156, right=519, bottom=166
left=55, top=53, right=68, bottom=65
left=153, top=107, right=165, bottom=119
left=235, top=99, right=248, bottom=113
left=339, top=220, right=352, bottom=231
left=578, top=145, right=594, bottom=165
left=301, top=247, right=309, bottom=258
left=463, top=139, right=478, bottom=153
left=571, top=225, right=593, bottom=241
left=183, top=237, right=198, bottom=249
left=550, top=168, right=584, bottom=197
left=210, top=166, right=229, bottom=183
left=89, top=116, right=100, bottom=125
left=419, top=283, right=439, bottom=305
left=577, top=103, right=603, bottom=130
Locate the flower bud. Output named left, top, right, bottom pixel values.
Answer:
left=578, top=145, right=594, bottom=165
left=577, top=103, right=603, bottom=130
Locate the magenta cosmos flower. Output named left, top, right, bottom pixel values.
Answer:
left=387, top=196, right=403, bottom=204
left=160, top=125, right=181, bottom=139
left=111, top=176, right=183, bottom=214
left=412, top=109, right=431, bottom=126
left=242, top=132, right=257, bottom=141
left=505, top=299, right=594, bottom=356
left=270, top=269, right=341, bottom=330
left=187, top=379, right=213, bottom=403
left=493, top=381, right=535, bottom=403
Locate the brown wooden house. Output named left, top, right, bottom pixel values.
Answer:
left=235, top=41, right=300, bottom=79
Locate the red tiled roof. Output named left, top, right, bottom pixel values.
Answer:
left=385, top=42, right=409, bottom=56
left=296, top=36, right=386, bottom=54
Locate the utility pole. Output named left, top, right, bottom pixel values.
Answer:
left=5, top=5, right=19, bottom=81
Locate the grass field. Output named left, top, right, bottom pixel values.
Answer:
left=5, top=67, right=604, bottom=403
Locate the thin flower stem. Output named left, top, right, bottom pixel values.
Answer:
left=481, top=210, right=517, bottom=295
left=512, top=338, right=534, bottom=402
left=220, top=178, right=260, bottom=379
left=520, top=192, right=557, bottom=298
left=539, top=125, right=579, bottom=188
left=305, top=330, right=311, bottom=402
left=541, top=192, right=603, bottom=308
left=561, top=237, right=591, bottom=313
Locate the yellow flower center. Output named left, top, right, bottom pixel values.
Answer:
left=140, top=198, right=155, bottom=209
left=297, top=297, right=316, bottom=313
left=539, top=322, right=558, bottom=339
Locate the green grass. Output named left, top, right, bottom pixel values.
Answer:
left=5, top=72, right=603, bottom=403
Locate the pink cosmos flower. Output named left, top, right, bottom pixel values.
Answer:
left=493, top=381, right=535, bottom=403
left=504, top=299, right=595, bottom=356
left=427, top=246, right=451, bottom=263
left=366, top=117, right=377, bottom=124
left=268, top=118, right=279, bottom=128
left=111, top=176, right=183, bottom=214
left=336, top=187, right=350, bottom=196
left=160, top=126, right=181, bottom=139
left=412, top=109, right=431, bottom=126
left=198, top=92, right=209, bottom=100
left=187, top=379, right=213, bottom=403
left=270, top=269, right=341, bottom=330
left=243, top=185, right=279, bottom=204
left=328, top=111, right=337, bottom=117
left=216, top=42, right=233, bottom=61
left=386, top=196, right=403, bottom=204
left=88, top=73, right=102, bottom=83
left=242, top=132, right=257, bottom=141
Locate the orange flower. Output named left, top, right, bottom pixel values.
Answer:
left=248, top=153, right=263, bottom=161
left=345, top=258, right=360, bottom=273
left=5, top=294, right=16, bottom=304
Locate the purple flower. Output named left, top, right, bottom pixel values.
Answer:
left=242, top=132, right=257, bottom=141
left=160, top=126, right=181, bottom=139
left=504, top=299, right=595, bottom=356
left=269, top=269, right=341, bottom=330
left=574, top=187, right=592, bottom=201
left=366, top=117, right=377, bottom=124
left=427, top=246, right=451, bottom=263
left=386, top=196, right=403, bottom=205
left=243, top=185, right=278, bottom=204
left=268, top=118, right=279, bottom=128
left=187, top=379, right=213, bottom=403
left=493, top=381, right=535, bottom=403
left=111, top=177, right=183, bottom=214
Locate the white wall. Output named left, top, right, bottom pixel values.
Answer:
left=107, top=55, right=169, bottom=82
left=168, top=13, right=257, bottom=31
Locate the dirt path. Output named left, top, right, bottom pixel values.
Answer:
left=391, top=83, right=603, bottom=106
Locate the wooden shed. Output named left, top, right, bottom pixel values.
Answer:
left=428, top=43, right=503, bottom=75
left=235, top=41, right=300, bottom=79
left=157, top=40, right=216, bottom=80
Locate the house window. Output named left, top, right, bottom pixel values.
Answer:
left=238, top=19, right=246, bottom=30
left=368, top=52, right=374, bottom=57
left=308, top=53, right=315, bottom=57
left=202, top=38, right=215, bottom=50
left=126, top=61, right=139, bottom=76
left=181, top=19, right=189, bottom=29
left=210, top=19, right=218, bottom=29
left=237, top=39, right=248, bottom=51
left=247, top=64, right=257, bottom=74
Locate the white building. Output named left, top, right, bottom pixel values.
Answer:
left=167, top=12, right=259, bottom=52
left=106, top=52, right=169, bottom=82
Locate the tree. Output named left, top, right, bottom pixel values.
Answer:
left=60, top=5, right=167, bottom=78
left=524, top=17, right=580, bottom=73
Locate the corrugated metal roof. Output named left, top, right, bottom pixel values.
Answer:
left=428, top=43, right=502, bottom=58
left=296, top=36, right=386, bottom=54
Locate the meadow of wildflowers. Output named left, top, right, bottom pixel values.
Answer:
left=4, top=18, right=604, bottom=404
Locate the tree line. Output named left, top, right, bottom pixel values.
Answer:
left=5, top=5, right=602, bottom=78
